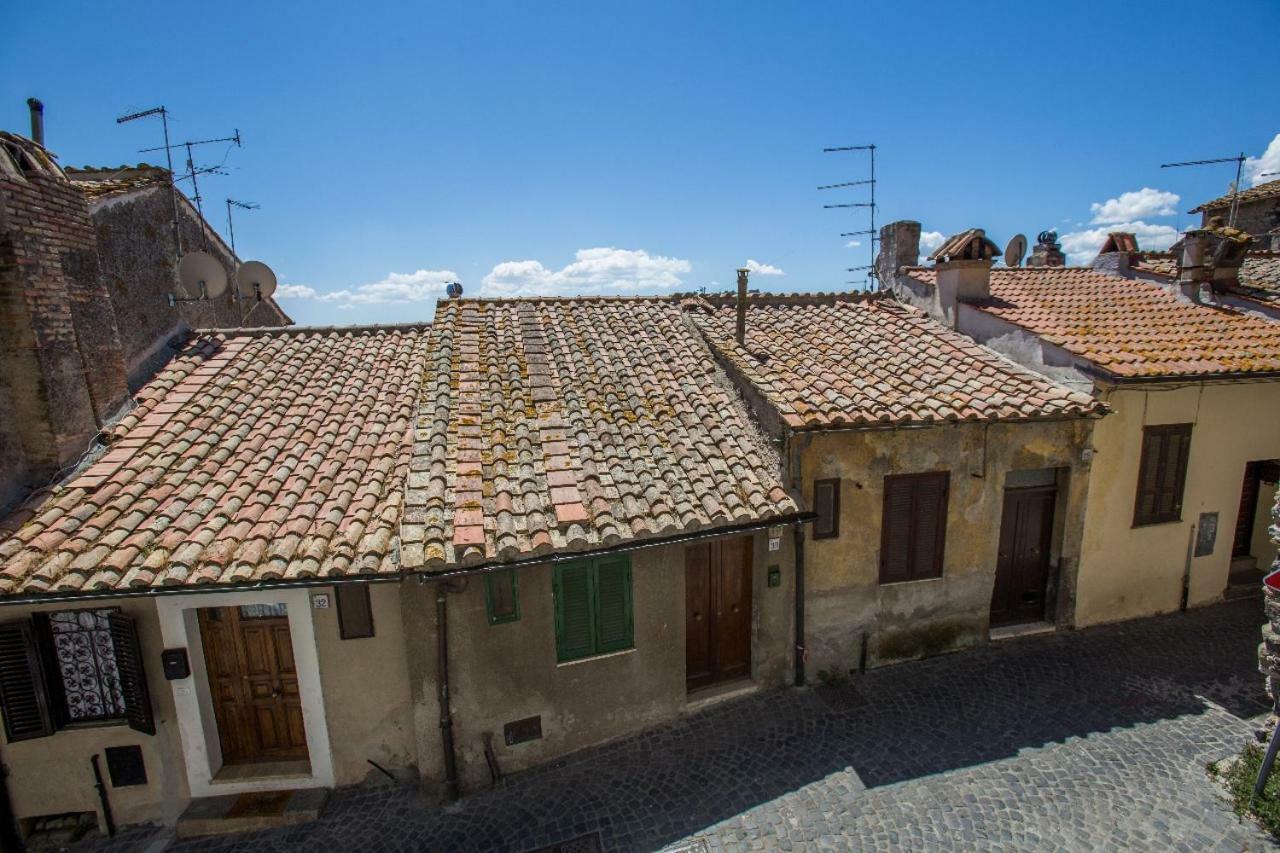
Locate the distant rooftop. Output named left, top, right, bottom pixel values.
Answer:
left=1190, top=178, right=1280, bottom=213
left=65, top=164, right=170, bottom=202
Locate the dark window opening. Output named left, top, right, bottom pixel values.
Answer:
left=336, top=586, right=375, bottom=639
left=812, top=478, right=841, bottom=540
left=485, top=569, right=520, bottom=625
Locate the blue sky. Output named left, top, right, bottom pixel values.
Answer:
left=4, top=1, right=1278, bottom=326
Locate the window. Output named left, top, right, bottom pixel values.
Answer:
left=485, top=569, right=520, bottom=625
left=812, top=478, right=841, bottom=539
left=336, top=586, right=375, bottom=639
left=1133, top=424, right=1192, bottom=527
left=880, top=471, right=950, bottom=584
left=553, top=556, right=633, bottom=662
left=0, top=609, right=153, bottom=742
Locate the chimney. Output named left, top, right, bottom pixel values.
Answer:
left=1027, top=230, right=1065, bottom=267
left=1092, top=232, right=1137, bottom=274
left=735, top=268, right=749, bottom=345
left=1204, top=217, right=1253, bottom=294
left=930, top=229, right=999, bottom=325
left=445, top=280, right=463, bottom=299
left=26, top=98, right=44, bottom=147
left=875, top=220, right=921, bottom=285
left=1176, top=228, right=1211, bottom=302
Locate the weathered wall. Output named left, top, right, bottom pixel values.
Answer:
left=311, top=583, right=416, bottom=784
left=1202, top=198, right=1280, bottom=239
left=0, top=157, right=129, bottom=512
left=0, top=597, right=189, bottom=831
left=1075, top=381, right=1280, bottom=625
left=87, top=187, right=290, bottom=389
left=402, top=532, right=793, bottom=799
left=795, top=418, right=1093, bottom=674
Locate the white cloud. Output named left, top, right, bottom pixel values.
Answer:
left=918, top=230, right=945, bottom=258
left=480, top=247, right=692, bottom=297
left=1088, top=188, right=1179, bottom=224
left=1059, top=221, right=1180, bottom=265
left=1245, top=133, right=1280, bottom=186
left=276, top=283, right=317, bottom=299
left=743, top=259, right=785, bottom=276
left=844, top=240, right=862, bottom=248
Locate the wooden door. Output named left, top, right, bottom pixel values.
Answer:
left=1234, top=462, right=1261, bottom=558
left=685, top=536, right=753, bottom=691
left=991, top=486, right=1056, bottom=627
left=198, top=606, right=308, bottom=765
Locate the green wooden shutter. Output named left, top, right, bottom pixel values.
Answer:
left=554, top=561, right=596, bottom=662
left=0, top=620, right=55, bottom=742
left=593, top=557, right=633, bottom=653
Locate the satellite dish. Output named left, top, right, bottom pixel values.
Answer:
left=237, top=260, right=277, bottom=300
left=178, top=251, right=227, bottom=298
left=1004, top=234, right=1028, bottom=268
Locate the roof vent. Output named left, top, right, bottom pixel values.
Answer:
left=446, top=281, right=464, bottom=299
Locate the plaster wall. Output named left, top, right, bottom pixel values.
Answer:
left=0, top=597, right=188, bottom=831
left=402, top=533, right=793, bottom=799
left=1075, top=381, right=1280, bottom=625
left=795, top=419, right=1092, bottom=674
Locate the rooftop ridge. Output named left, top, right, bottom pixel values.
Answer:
left=191, top=322, right=431, bottom=337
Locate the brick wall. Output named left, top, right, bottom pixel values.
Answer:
left=0, top=144, right=130, bottom=510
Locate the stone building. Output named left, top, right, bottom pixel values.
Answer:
left=1191, top=178, right=1280, bottom=242
left=880, top=219, right=1280, bottom=627
left=682, top=289, right=1104, bottom=673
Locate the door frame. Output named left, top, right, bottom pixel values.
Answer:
left=157, top=587, right=334, bottom=797
left=684, top=536, right=755, bottom=693
left=991, top=483, right=1058, bottom=628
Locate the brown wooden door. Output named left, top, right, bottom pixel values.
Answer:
left=1234, top=462, right=1261, bottom=558
left=991, top=486, right=1056, bottom=627
left=198, top=606, right=308, bottom=765
left=685, top=536, right=753, bottom=691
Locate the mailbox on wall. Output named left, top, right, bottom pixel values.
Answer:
left=161, top=648, right=190, bottom=680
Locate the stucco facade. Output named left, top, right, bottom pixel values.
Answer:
left=401, top=533, right=795, bottom=800
left=794, top=419, right=1093, bottom=674
left=1074, top=381, right=1280, bottom=625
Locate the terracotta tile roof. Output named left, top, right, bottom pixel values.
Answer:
left=66, top=164, right=170, bottom=202
left=1191, top=178, right=1280, bottom=213
left=906, top=266, right=1280, bottom=378
left=1132, top=251, right=1280, bottom=306
left=684, top=293, right=1104, bottom=429
left=401, top=298, right=798, bottom=571
left=0, top=325, right=430, bottom=596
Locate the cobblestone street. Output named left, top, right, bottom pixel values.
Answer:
left=81, top=597, right=1275, bottom=852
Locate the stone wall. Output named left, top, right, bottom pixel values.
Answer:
left=1259, top=489, right=1280, bottom=714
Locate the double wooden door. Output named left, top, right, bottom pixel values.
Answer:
left=991, top=486, right=1056, bottom=627
left=198, top=605, right=308, bottom=765
left=685, top=536, right=753, bottom=691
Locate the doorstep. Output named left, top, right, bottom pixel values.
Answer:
left=989, top=621, right=1057, bottom=641
left=175, top=787, right=328, bottom=839
left=684, top=678, right=758, bottom=714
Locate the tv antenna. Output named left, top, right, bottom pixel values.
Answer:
left=1160, top=152, right=1246, bottom=227
left=225, top=198, right=259, bottom=255
left=822, top=144, right=877, bottom=288
left=140, top=128, right=242, bottom=251
left=116, top=106, right=183, bottom=257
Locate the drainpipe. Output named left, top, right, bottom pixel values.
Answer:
left=793, top=520, right=806, bottom=687
left=434, top=582, right=460, bottom=802
left=735, top=268, right=749, bottom=345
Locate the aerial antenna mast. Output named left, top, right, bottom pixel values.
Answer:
left=1160, top=152, right=1247, bottom=227
left=141, top=129, right=242, bottom=251
left=116, top=106, right=183, bottom=257
left=225, top=198, right=259, bottom=255
left=822, top=144, right=877, bottom=288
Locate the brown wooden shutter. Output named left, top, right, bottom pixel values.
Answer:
left=29, top=613, right=69, bottom=729
left=912, top=472, right=949, bottom=580
left=336, top=585, right=376, bottom=639
left=813, top=479, right=840, bottom=539
left=1134, top=424, right=1192, bottom=526
left=880, top=477, right=914, bottom=583
left=108, top=613, right=155, bottom=736
left=0, top=620, right=55, bottom=742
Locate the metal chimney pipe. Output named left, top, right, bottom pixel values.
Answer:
left=735, top=268, right=749, bottom=345
left=26, top=98, right=44, bottom=147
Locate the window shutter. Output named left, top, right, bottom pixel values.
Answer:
left=1135, top=433, right=1162, bottom=523
left=880, top=477, right=914, bottom=583
left=0, top=620, right=54, bottom=742
left=1134, top=424, right=1192, bottom=526
left=912, top=473, right=949, bottom=580
left=554, top=562, right=596, bottom=662
left=594, top=557, right=633, bottom=653
left=108, top=613, right=155, bottom=736
left=813, top=479, right=840, bottom=539
left=484, top=569, right=521, bottom=625
left=30, top=613, right=69, bottom=729
left=336, top=585, right=376, bottom=639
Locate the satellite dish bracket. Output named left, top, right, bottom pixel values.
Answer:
left=166, top=281, right=209, bottom=307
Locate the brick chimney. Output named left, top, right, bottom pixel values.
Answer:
left=875, top=220, right=921, bottom=284
left=1027, top=230, right=1066, bottom=267
left=1092, top=232, right=1137, bottom=274
left=929, top=228, right=1000, bottom=324
left=0, top=130, right=130, bottom=510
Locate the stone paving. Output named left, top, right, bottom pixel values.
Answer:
left=78, top=597, right=1276, bottom=852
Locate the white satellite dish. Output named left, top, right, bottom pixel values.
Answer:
left=178, top=251, right=227, bottom=298
left=237, top=260, right=277, bottom=300
left=1004, top=234, right=1028, bottom=268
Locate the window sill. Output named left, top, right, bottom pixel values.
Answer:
left=556, top=647, right=635, bottom=668
left=1131, top=517, right=1183, bottom=529
left=878, top=575, right=944, bottom=587
left=61, top=719, right=129, bottom=732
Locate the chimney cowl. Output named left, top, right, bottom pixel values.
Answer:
left=735, top=268, right=749, bottom=345
left=26, top=98, right=44, bottom=147
left=445, top=280, right=463, bottom=299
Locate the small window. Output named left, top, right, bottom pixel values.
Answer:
left=336, top=586, right=375, bottom=639
left=553, top=556, right=633, bottom=662
left=880, top=472, right=950, bottom=584
left=44, top=609, right=126, bottom=723
left=812, top=478, right=841, bottom=539
left=1134, top=424, right=1192, bottom=527
left=484, top=569, right=520, bottom=625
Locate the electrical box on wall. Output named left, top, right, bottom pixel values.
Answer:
left=160, top=648, right=190, bottom=680
left=768, top=565, right=782, bottom=588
